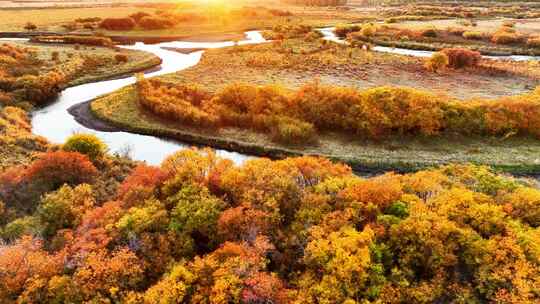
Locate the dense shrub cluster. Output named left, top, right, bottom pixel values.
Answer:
left=0, top=150, right=97, bottom=214
left=0, top=45, right=68, bottom=106
left=440, top=48, right=481, bottom=68
left=137, top=75, right=218, bottom=128
left=491, top=29, right=525, bottom=45
left=424, top=51, right=449, bottom=72
left=2, top=143, right=540, bottom=303
left=138, top=77, right=540, bottom=142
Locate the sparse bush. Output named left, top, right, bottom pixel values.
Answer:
left=441, top=48, right=481, bottom=68
left=75, top=17, right=102, bottom=23
left=63, top=133, right=107, bottom=162
left=425, top=52, right=449, bottom=72
left=23, top=22, right=37, bottom=31
left=99, top=17, right=136, bottom=31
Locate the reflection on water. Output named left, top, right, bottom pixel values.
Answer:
left=30, top=31, right=266, bottom=165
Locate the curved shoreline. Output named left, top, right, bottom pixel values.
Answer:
left=87, top=100, right=540, bottom=176
left=25, top=28, right=540, bottom=175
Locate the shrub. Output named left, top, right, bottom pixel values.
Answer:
left=23, top=22, right=37, bottom=31
left=462, top=31, right=484, bottom=40
left=361, top=24, right=377, bottom=37
left=63, top=133, right=107, bottom=162
left=99, top=17, right=136, bottom=31
left=138, top=16, right=175, bottom=30
left=425, top=52, right=449, bottom=72
left=420, top=28, right=437, bottom=38
left=440, top=48, right=481, bottom=69
left=334, top=24, right=361, bottom=38
left=117, top=164, right=168, bottom=202
left=271, top=116, right=317, bottom=145
left=136, top=75, right=218, bottom=128
left=115, top=53, right=128, bottom=63
left=24, top=151, right=98, bottom=187
left=491, top=31, right=524, bottom=45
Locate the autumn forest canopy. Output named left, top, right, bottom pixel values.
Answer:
left=2, top=138, right=540, bottom=303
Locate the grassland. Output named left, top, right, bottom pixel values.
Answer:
left=0, top=4, right=376, bottom=42
left=91, top=37, right=540, bottom=174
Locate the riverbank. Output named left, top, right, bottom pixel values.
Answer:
left=89, top=85, right=540, bottom=175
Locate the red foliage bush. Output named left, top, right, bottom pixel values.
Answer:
left=117, top=164, right=168, bottom=200
left=440, top=48, right=481, bottom=68
left=115, top=53, right=128, bottom=63
left=218, top=205, right=273, bottom=241
left=24, top=151, right=98, bottom=186
left=99, top=17, right=136, bottom=31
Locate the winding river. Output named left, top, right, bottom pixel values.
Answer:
left=30, top=31, right=266, bottom=165
left=15, top=28, right=539, bottom=166
left=320, top=27, right=540, bottom=61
